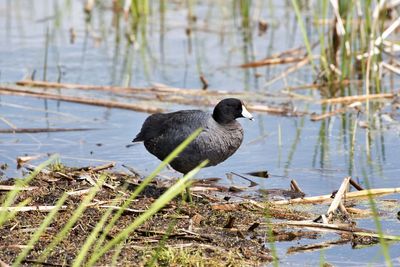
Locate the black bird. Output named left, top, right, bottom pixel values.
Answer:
left=133, top=98, right=253, bottom=174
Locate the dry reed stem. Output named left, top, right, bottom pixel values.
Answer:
left=246, top=104, right=307, bottom=116
left=0, top=205, right=67, bottom=212
left=320, top=93, right=394, bottom=105
left=66, top=189, right=91, bottom=196
left=280, top=221, right=400, bottom=241
left=290, top=179, right=304, bottom=194
left=0, top=185, right=38, bottom=191
left=280, top=221, right=368, bottom=233
left=338, top=202, right=350, bottom=219
left=273, top=187, right=400, bottom=205
left=1, top=84, right=306, bottom=116
left=287, top=238, right=348, bottom=254
left=0, top=86, right=164, bottom=113
left=240, top=56, right=307, bottom=68
left=98, top=205, right=145, bottom=214
left=349, top=178, right=364, bottom=191
left=17, top=155, right=45, bottom=167
left=264, top=57, right=311, bottom=87
left=16, top=80, right=243, bottom=96
left=0, top=128, right=95, bottom=134
left=310, top=107, right=348, bottom=121
left=90, top=162, right=116, bottom=172
left=325, top=177, right=350, bottom=221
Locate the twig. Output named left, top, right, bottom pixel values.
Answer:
left=0, top=185, right=38, bottom=191
left=290, top=179, right=303, bottom=194
left=287, top=238, right=349, bottom=254
left=381, top=61, right=400, bottom=75
left=67, top=189, right=91, bottom=196
left=90, top=162, right=116, bottom=172
left=199, top=74, right=209, bottom=90
left=246, top=104, right=308, bottom=116
left=190, top=186, right=225, bottom=192
left=346, top=207, right=372, bottom=216
left=277, top=220, right=367, bottom=233
left=240, top=56, right=307, bottom=68
left=284, top=79, right=362, bottom=91
left=0, top=205, right=67, bottom=212
left=230, top=172, right=259, bottom=187
left=264, top=57, right=311, bottom=87
left=349, top=178, right=364, bottom=191
left=24, top=164, right=51, bottom=175
left=121, top=164, right=144, bottom=178
left=211, top=203, right=240, bottom=211
left=338, top=202, right=350, bottom=220
left=325, top=177, right=350, bottom=221
left=310, top=107, right=348, bottom=121
left=21, top=260, right=64, bottom=267
left=16, top=155, right=45, bottom=167
left=98, top=205, right=145, bottom=214
left=54, top=171, right=74, bottom=180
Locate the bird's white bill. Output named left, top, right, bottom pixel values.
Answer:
left=241, top=105, right=254, bottom=120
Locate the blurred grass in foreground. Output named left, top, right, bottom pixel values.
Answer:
left=1, top=128, right=204, bottom=266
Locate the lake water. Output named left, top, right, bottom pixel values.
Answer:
left=0, top=1, right=399, bottom=265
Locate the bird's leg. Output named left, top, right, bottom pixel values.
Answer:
left=182, top=172, right=192, bottom=203
left=185, top=185, right=192, bottom=202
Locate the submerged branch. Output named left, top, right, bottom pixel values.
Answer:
left=0, top=86, right=164, bottom=113
left=0, top=128, right=96, bottom=134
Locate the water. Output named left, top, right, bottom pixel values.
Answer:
left=0, top=1, right=399, bottom=265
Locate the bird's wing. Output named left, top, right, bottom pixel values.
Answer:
left=133, top=110, right=206, bottom=143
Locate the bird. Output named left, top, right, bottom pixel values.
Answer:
left=132, top=98, right=254, bottom=175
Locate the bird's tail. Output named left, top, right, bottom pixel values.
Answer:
left=132, top=136, right=143, bottom=142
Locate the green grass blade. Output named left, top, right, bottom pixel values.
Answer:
left=363, top=178, right=393, bottom=266
left=146, top=220, right=177, bottom=267
left=110, top=241, right=125, bottom=267
left=91, top=128, right=203, bottom=253
left=87, top=159, right=208, bottom=266
left=13, top=193, right=69, bottom=267
left=37, top=173, right=107, bottom=262
left=0, top=154, right=58, bottom=227
left=72, top=193, right=123, bottom=267
left=291, top=0, right=315, bottom=71
left=2, top=198, right=32, bottom=224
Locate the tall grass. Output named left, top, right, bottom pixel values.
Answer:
left=302, top=0, right=396, bottom=98
left=0, top=154, right=58, bottom=228
left=86, top=160, right=208, bottom=266
left=37, top=173, right=108, bottom=263
left=3, top=129, right=204, bottom=266
left=291, top=0, right=316, bottom=71
left=12, top=193, right=69, bottom=267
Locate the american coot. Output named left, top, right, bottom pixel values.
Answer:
left=133, top=98, right=253, bottom=174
